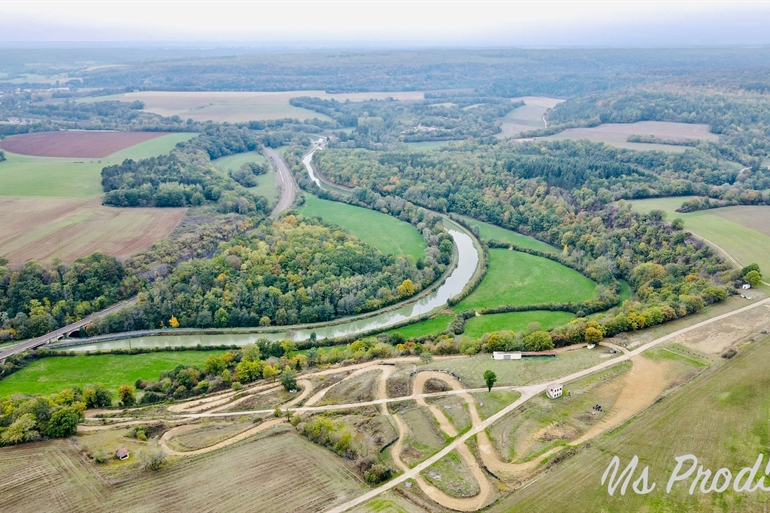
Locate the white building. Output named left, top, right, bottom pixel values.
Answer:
left=546, top=383, right=563, bottom=399
left=492, top=351, right=522, bottom=360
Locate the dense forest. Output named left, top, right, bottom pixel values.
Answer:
left=0, top=254, right=138, bottom=342
left=290, top=94, right=519, bottom=147
left=101, top=125, right=269, bottom=212
left=313, top=141, right=738, bottom=342
left=94, top=215, right=448, bottom=333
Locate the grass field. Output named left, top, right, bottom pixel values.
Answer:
left=422, top=449, right=480, bottom=497
left=397, top=406, right=447, bottom=466
left=492, top=335, right=770, bottom=512
left=296, top=195, right=426, bottom=259
left=422, top=350, right=612, bottom=388
left=454, top=249, right=598, bottom=312
left=463, top=311, right=576, bottom=339
left=0, top=430, right=367, bottom=513
left=80, top=90, right=427, bottom=123
left=498, top=96, right=563, bottom=138
left=0, top=133, right=194, bottom=198
left=455, top=214, right=558, bottom=253
left=384, top=315, right=454, bottom=339
left=629, top=197, right=770, bottom=276
left=0, top=351, right=224, bottom=398
left=212, top=151, right=277, bottom=207
left=541, top=121, right=719, bottom=152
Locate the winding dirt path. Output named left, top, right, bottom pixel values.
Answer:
left=401, top=371, right=494, bottom=511
left=159, top=418, right=285, bottom=456
left=570, top=355, right=672, bottom=446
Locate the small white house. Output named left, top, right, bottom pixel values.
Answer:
left=743, top=283, right=752, bottom=290
left=546, top=383, right=563, bottom=399
left=492, top=351, right=522, bottom=360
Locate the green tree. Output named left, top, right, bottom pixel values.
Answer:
left=483, top=370, right=497, bottom=392
left=280, top=369, right=298, bottom=391
left=584, top=327, right=603, bottom=344
left=46, top=406, right=81, bottom=438
left=83, top=383, right=113, bottom=409
left=263, top=365, right=278, bottom=382
left=1, top=414, right=38, bottom=445
left=524, top=331, right=555, bottom=352
left=118, top=385, right=136, bottom=407
left=745, top=270, right=762, bottom=287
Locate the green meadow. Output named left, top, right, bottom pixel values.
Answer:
left=0, top=351, right=224, bottom=398
left=296, top=194, right=426, bottom=259
left=454, top=249, right=598, bottom=312
left=212, top=151, right=277, bottom=207
left=463, top=311, right=576, bottom=339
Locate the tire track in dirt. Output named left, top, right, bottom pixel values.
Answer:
left=159, top=418, right=285, bottom=456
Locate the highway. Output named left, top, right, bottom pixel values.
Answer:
left=264, top=148, right=298, bottom=218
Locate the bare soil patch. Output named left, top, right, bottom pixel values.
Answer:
left=0, top=197, right=185, bottom=264
left=0, top=131, right=169, bottom=158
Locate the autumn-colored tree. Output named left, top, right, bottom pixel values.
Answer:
left=169, top=316, right=180, bottom=328
left=118, top=385, right=136, bottom=407
left=585, top=327, right=603, bottom=344
left=262, top=365, right=278, bottom=382
left=396, top=279, right=416, bottom=298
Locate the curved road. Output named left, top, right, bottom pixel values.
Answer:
left=264, top=148, right=298, bottom=219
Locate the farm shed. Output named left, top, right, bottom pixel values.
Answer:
left=546, top=383, right=563, bottom=399
left=492, top=351, right=522, bottom=360
left=116, top=448, right=130, bottom=461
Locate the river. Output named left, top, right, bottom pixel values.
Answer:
left=65, top=147, right=481, bottom=352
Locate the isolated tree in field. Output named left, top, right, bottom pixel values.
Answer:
left=745, top=270, right=762, bottom=287
left=118, top=385, right=136, bottom=407
left=585, top=327, right=603, bottom=345
left=483, top=370, right=497, bottom=392
left=280, top=369, right=298, bottom=391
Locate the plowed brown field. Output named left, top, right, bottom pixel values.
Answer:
left=0, top=197, right=184, bottom=264
left=0, top=131, right=169, bottom=158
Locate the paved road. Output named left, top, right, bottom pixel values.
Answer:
left=0, top=298, right=136, bottom=361
left=327, top=294, right=770, bottom=513
left=264, top=148, right=298, bottom=219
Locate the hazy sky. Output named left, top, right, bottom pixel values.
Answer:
left=2, top=1, right=770, bottom=47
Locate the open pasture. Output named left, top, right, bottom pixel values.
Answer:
left=0, top=431, right=366, bottom=513
left=384, top=314, right=454, bottom=339
left=0, top=351, right=224, bottom=398
left=498, top=96, right=564, bottom=138
left=296, top=195, right=426, bottom=259
left=490, top=335, right=770, bottom=513
left=0, top=197, right=185, bottom=264
left=81, top=90, right=428, bottom=123
left=454, top=249, right=598, bottom=312
left=629, top=197, right=770, bottom=275
left=422, top=349, right=612, bottom=388
left=0, top=131, right=172, bottom=158
left=463, top=311, right=576, bottom=339
left=541, top=120, right=718, bottom=152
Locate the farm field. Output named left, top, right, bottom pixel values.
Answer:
left=629, top=197, right=770, bottom=276
left=384, top=314, right=454, bottom=339
left=0, top=132, right=193, bottom=263
left=463, top=311, right=576, bottom=339
left=492, top=335, right=770, bottom=513
left=454, top=214, right=558, bottom=253
left=0, top=131, right=173, bottom=158
left=0, top=133, right=194, bottom=197
left=80, top=90, right=428, bottom=123
left=0, top=196, right=185, bottom=264
left=0, top=351, right=224, bottom=398
left=422, top=349, right=612, bottom=388
left=498, top=96, right=563, bottom=138
left=296, top=195, right=426, bottom=259
left=212, top=151, right=277, bottom=207
left=454, top=249, right=598, bottom=312
left=541, top=121, right=719, bottom=152
left=0, top=430, right=367, bottom=513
